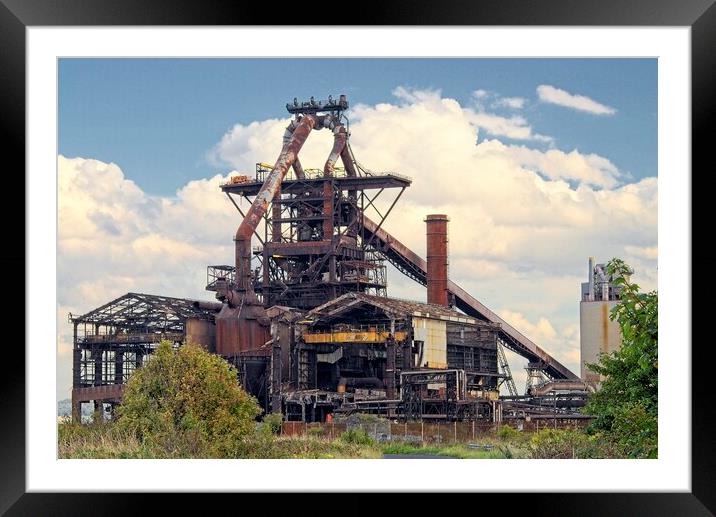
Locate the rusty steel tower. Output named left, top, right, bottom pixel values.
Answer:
left=206, top=95, right=410, bottom=356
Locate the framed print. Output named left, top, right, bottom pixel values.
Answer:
left=3, top=0, right=711, bottom=514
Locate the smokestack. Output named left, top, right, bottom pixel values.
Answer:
left=425, top=214, right=449, bottom=306
left=588, top=256, right=595, bottom=301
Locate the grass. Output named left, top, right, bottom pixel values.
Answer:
left=58, top=421, right=617, bottom=459
left=58, top=421, right=379, bottom=459
left=380, top=442, right=519, bottom=459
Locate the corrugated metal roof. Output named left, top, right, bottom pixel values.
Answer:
left=308, top=292, right=499, bottom=327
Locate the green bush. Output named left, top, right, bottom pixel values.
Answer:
left=339, top=428, right=375, bottom=446
left=584, top=258, right=658, bottom=458
left=528, top=428, right=617, bottom=459
left=496, top=425, right=521, bottom=440
left=261, top=413, right=284, bottom=436
left=116, top=340, right=261, bottom=457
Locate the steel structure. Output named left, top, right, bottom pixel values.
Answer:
left=359, top=216, right=580, bottom=380
left=68, top=292, right=220, bottom=420
left=69, top=95, right=587, bottom=425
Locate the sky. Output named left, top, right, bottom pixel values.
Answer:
left=57, top=58, right=658, bottom=401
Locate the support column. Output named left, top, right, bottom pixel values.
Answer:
left=93, top=349, right=103, bottom=386
left=71, top=390, right=81, bottom=423
left=385, top=336, right=396, bottom=400
left=322, top=180, right=333, bottom=241
left=272, top=184, right=282, bottom=242
left=114, top=351, right=124, bottom=384
left=271, top=340, right=282, bottom=414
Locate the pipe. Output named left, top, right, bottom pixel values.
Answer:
left=425, top=214, right=450, bottom=306
left=235, top=114, right=317, bottom=294
left=283, top=118, right=308, bottom=179
left=337, top=377, right=384, bottom=391
left=588, top=256, right=595, bottom=301
left=324, top=124, right=347, bottom=176
left=192, top=300, right=223, bottom=311
left=340, top=144, right=358, bottom=177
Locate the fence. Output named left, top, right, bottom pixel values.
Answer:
left=280, top=418, right=590, bottom=444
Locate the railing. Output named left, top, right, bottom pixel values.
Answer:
left=81, top=332, right=184, bottom=344
left=206, top=265, right=236, bottom=291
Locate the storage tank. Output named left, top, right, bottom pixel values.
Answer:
left=185, top=317, right=216, bottom=352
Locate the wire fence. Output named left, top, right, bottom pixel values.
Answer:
left=280, top=419, right=589, bottom=444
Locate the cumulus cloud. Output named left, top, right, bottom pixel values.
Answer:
left=537, top=84, right=617, bottom=115
left=58, top=87, right=656, bottom=399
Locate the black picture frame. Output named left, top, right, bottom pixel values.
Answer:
left=3, top=0, right=710, bottom=514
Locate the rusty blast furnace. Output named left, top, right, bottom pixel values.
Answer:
left=71, top=96, right=589, bottom=423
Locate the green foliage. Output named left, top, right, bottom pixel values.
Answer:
left=339, top=428, right=375, bottom=446
left=583, top=258, right=658, bottom=458
left=261, top=412, right=284, bottom=436
left=496, top=425, right=521, bottom=440
left=528, top=428, right=618, bottom=459
left=307, top=425, right=325, bottom=437
left=116, top=340, right=261, bottom=457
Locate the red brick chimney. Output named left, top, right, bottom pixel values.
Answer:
left=425, top=214, right=449, bottom=306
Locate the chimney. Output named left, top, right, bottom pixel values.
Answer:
left=425, top=214, right=449, bottom=306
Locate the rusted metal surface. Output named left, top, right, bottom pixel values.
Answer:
left=192, top=300, right=223, bottom=311
left=324, top=124, right=347, bottom=176
left=235, top=114, right=317, bottom=292
left=185, top=317, right=216, bottom=351
left=272, top=183, right=282, bottom=242
left=215, top=302, right=271, bottom=356
left=221, top=173, right=411, bottom=196
left=425, top=214, right=449, bottom=307
left=308, top=292, right=481, bottom=322
left=322, top=181, right=333, bottom=240
left=72, top=384, right=126, bottom=403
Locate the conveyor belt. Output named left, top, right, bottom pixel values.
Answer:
left=361, top=216, right=579, bottom=380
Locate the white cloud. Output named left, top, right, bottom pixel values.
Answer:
left=472, top=89, right=489, bottom=99
left=58, top=87, right=656, bottom=399
left=497, top=96, right=526, bottom=109
left=624, top=245, right=658, bottom=260
left=537, top=84, right=617, bottom=115
left=469, top=113, right=552, bottom=143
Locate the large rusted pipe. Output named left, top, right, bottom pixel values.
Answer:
left=425, top=214, right=449, bottom=306
left=284, top=119, right=307, bottom=179
left=340, top=144, right=358, bottom=177
left=235, top=114, right=317, bottom=293
left=192, top=300, right=223, bottom=311
left=324, top=124, right=347, bottom=176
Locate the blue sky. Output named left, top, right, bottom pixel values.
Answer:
left=57, top=58, right=658, bottom=400
left=59, top=58, right=656, bottom=196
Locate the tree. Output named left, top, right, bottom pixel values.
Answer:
left=116, top=341, right=261, bottom=457
left=583, top=258, right=658, bottom=458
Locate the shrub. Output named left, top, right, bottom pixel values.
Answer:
left=339, top=428, right=375, bottom=446
left=497, top=425, right=521, bottom=440
left=528, top=428, right=617, bottom=459
left=261, top=412, right=284, bottom=436
left=116, top=340, right=261, bottom=457
left=584, top=258, right=658, bottom=458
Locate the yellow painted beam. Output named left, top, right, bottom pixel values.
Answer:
left=303, top=330, right=407, bottom=344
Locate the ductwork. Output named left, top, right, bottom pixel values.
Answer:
left=234, top=114, right=317, bottom=295
left=283, top=118, right=309, bottom=179
left=324, top=124, right=347, bottom=176
left=192, top=300, right=223, bottom=311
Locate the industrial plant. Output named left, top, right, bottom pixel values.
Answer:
left=69, top=95, right=594, bottom=425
